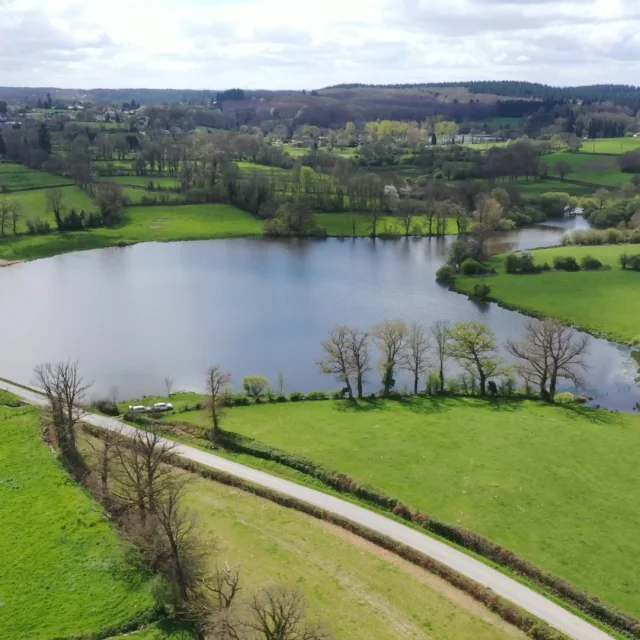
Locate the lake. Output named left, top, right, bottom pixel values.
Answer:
left=1, top=218, right=638, bottom=411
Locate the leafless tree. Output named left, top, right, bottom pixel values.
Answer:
left=244, top=586, right=332, bottom=640
left=372, top=320, right=408, bottom=396
left=345, top=328, right=371, bottom=399
left=10, top=200, right=21, bottom=235
left=396, top=198, right=420, bottom=237
left=318, top=327, right=355, bottom=400
left=34, top=360, right=92, bottom=467
left=112, top=427, right=178, bottom=523
left=447, top=322, right=503, bottom=396
left=505, top=318, right=589, bottom=402
left=109, top=385, right=119, bottom=405
left=95, top=181, right=127, bottom=225
left=431, top=321, right=452, bottom=394
left=205, top=365, right=232, bottom=439
left=424, top=199, right=438, bottom=237
left=401, top=323, right=430, bottom=395
left=83, top=427, right=122, bottom=501
left=46, top=187, right=64, bottom=229
left=164, top=376, right=174, bottom=397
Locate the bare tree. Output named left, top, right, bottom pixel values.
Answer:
left=164, top=376, right=174, bottom=397
left=95, top=182, right=127, bottom=225
left=396, top=198, right=420, bottom=237
left=112, top=426, right=178, bottom=523
left=205, top=365, right=232, bottom=439
left=34, top=360, right=92, bottom=467
left=83, top=427, right=122, bottom=501
left=447, top=322, right=503, bottom=396
left=372, top=320, right=408, bottom=396
left=46, top=187, right=64, bottom=230
left=10, top=200, right=21, bottom=235
left=505, top=318, right=589, bottom=402
left=345, top=328, right=371, bottom=399
left=401, top=323, right=430, bottom=395
left=245, top=586, right=331, bottom=640
left=0, top=198, right=9, bottom=237
left=431, top=321, right=451, bottom=394
left=318, top=327, right=355, bottom=401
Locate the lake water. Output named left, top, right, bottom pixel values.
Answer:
left=2, top=218, right=638, bottom=411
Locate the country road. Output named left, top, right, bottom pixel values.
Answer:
left=1, top=379, right=613, bottom=640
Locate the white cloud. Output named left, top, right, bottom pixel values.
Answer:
left=1, top=0, right=639, bottom=89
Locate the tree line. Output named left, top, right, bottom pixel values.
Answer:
left=316, top=318, right=589, bottom=403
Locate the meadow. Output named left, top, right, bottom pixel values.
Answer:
left=501, top=178, right=591, bottom=198
left=2, top=185, right=97, bottom=232
left=111, top=175, right=181, bottom=188
left=317, top=212, right=459, bottom=236
left=581, top=137, right=640, bottom=155
left=141, top=394, right=640, bottom=618
left=0, top=166, right=73, bottom=192
left=544, top=152, right=630, bottom=187
left=0, top=203, right=264, bottom=261
left=0, top=402, right=155, bottom=640
left=456, top=244, right=640, bottom=344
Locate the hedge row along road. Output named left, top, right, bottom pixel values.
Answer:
left=0, top=378, right=612, bottom=640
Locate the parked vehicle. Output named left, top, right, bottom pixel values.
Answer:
left=152, top=402, right=174, bottom=412
left=128, top=405, right=151, bottom=413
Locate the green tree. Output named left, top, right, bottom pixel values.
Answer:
left=372, top=320, right=408, bottom=396
left=554, top=160, right=573, bottom=180
left=447, top=322, right=503, bottom=396
left=242, top=376, right=271, bottom=402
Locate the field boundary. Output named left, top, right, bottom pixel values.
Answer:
left=81, top=422, right=569, bottom=640
left=183, top=427, right=637, bottom=637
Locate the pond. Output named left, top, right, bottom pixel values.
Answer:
left=1, top=218, right=638, bottom=411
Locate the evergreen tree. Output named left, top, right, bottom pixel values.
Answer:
left=37, top=124, right=52, bottom=154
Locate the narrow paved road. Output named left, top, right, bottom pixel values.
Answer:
left=1, top=379, right=613, bottom=640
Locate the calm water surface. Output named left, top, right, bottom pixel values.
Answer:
left=2, top=218, right=638, bottom=411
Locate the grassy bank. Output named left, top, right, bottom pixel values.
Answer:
left=456, top=244, right=640, bottom=344
left=317, top=212, right=459, bottom=236
left=138, top=394, right=640, bottom=618
left=0, top=203, right=263, bottom=261
left=0, top=402, right=155, bottom=640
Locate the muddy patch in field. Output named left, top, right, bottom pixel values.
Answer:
left=583, top=158, right=616, bottom=170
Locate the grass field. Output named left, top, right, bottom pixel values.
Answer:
left=456, top=244, right=640, bottom=344
left=508, top=179, right=592, bottom=198
left=111, top=175, right=181, bottom=188
left=316, top=213, right=459, bottom=236
left=0, top=163, right=33, bottom=173
left=1, top=185, right=97, bottom=232
left=142, top=395, right=640, bottom=618
left=116, top=621, right=195, bottom=639
left=581, top=137, right=640, bottom=155
left=0, top=404, right=155, bottom=640
left=544, top=152, right=630, bottom=187
left=122, top=187, right=184, bottom=204
left=0, top=203, right=263, bottom=261
left=0, top=167, right=73, bottom=192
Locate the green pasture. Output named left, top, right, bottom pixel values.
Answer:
left=0, top=406, right=154, bottom=640
left=152, top=396, right=640, bottom=618
left=456, top=244, right=640, bottom=344
left=544, top=152, right=630, bottom=187
left=0, top=203, right=263, bottom=261
left=581, top=137, right=640, bottom=155
left=317, top=213, right=460, bottom=236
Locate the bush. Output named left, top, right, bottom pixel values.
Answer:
left=472, top=284, right=491, bottom=300
left=93, top=399, right=120, bottom=416
left=331, top=389, right=347, bottom=400
left=26, top=217, right=51, bottom=235
left=553, top=256, right=580, bottom=271
left=555, top=392, right=577, bottom=404
left=435, top=265, right=455, bottom=283
left=446, top=378, right=461, bottom=394
left=425, top=371, right=441, bottom=395
left=460, top=258, right=487, bottom=276
left=225, top=393, right=251, bottom=407
left=505, top=252, right=539, bottom=274
left=505, top=253, right=520, bottom=274
left=307, top=390, right=328, bottom=401
left=289, top=391, right=305, bottom=402
left=580, top=255, right=603, bottom=270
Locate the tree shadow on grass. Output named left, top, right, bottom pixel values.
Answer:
left=556, top=402, right=624, bottom=427
left=334, top=395, right=453, bottom=415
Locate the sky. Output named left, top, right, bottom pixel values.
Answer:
left=1, top=0, right=640, bottom=90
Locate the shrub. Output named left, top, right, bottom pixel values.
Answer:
left=425, top=371, right=441, bottom=395
left=331, top=389, right=347, bottom=400
left=289, top=391, right=305, bottom=402
left=307, top=390, right=328, bottom=401
left=629, top=254, right=640, bottom=271
left=580, top=255, right=603, bottom=270
left=500, top=375, right=518, bottom=396
left=460, top=258, right=486, bottom=276
left=553, top=256, right=580, bottom=271
left=225, top=393, right=251, bottom=407
left=435, top=265, right=456, bottom=283
left=472, top=283, right=491, bottom=300
left=242, top=375, right=271, bottom=402
left=541, top=262, right=551, bottom=271
left=446, top=378, right=461, bottom=394
left=93, top=399, right=120, bottom=416
left=26, top=217, right=51, bottom=235
left=555, top=392, right=577, bottom=404
left=505, top=253, right=520, bottom=274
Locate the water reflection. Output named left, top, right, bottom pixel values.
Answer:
left=0, top=217, right=637, bottom=411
